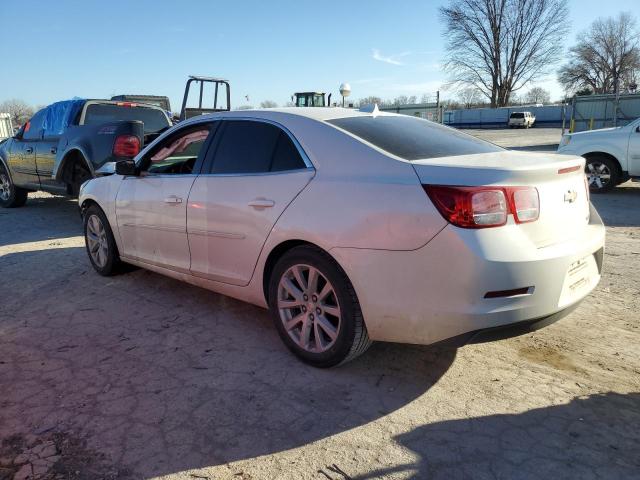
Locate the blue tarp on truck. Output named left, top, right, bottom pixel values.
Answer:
left=42, top=98, right=85, bottom=136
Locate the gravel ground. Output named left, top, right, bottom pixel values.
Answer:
left=1, top=179, right=639, bottom=479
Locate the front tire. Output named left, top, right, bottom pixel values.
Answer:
left=268, top=246, right=372, bottom=367
left=585, top=155, right=619, bottom=193
left=83, top=205, right=122, bottom=276
left=0, top=163, right=28, bottom=208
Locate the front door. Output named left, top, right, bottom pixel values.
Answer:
left=115, top=121, right=217, bottom=272
left=7, top=109, right=47, bottom=187
left=628, top=121, right=640, bottom=176
left=187, top=119, right=314, bottom=286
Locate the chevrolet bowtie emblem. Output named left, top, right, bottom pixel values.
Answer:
left=564, top=190, right=578, bottom=203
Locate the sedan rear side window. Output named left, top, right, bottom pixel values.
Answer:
left=209, top=121, right=306, bottom=174
left=327, top=115, right=502, bottom=161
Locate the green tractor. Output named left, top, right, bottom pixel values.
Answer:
left=293, top=91, right=332, bottom=107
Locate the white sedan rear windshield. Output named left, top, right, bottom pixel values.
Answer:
left=327, top=115, right=502, bottom=160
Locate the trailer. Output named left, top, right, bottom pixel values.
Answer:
left=0, top=113, right=13, bottom=140
left=569, top=93, right=640, bottom=132
left=443, top=104, right=569, bottom=129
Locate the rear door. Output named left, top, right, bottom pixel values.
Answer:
left=187, top=119, right=314, bottom=286
left=115, top=121, right=217, bottom=271
left=36, top=108, right=61, bottom=188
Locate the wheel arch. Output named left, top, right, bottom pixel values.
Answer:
left=56, top=148, right=94, bottom=183
left=261, top=239, right=343, bottom=305
left=582, top=151, right=624, bottom=176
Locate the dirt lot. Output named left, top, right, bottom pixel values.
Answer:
left=1, top=179, right=639, bottom=477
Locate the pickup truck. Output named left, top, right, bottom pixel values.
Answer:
left=557, top=117, right=640, bottom=192
left=0, top=99, right=171, bottom=207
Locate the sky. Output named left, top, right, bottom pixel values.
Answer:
left=1, top=0, right=638, bottom=112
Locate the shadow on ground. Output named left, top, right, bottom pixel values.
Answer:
left=351, top=392, right=640, bottom=480
left=591, top=183, right=640, bottom=227
left=0, top=244, right=457, bottom=478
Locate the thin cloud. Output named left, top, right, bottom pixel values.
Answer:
left=372, top=49, right=410, bottom=66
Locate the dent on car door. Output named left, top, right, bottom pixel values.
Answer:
left=115, top=122, right=217, bottom=271
left=187, top=120, right=314, bottom=286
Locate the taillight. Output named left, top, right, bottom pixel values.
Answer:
left=423, top=185, right=539, bottom=229
left=511, top=187, right=539, bottom=223
left=113, top=135, right=140, bottom=158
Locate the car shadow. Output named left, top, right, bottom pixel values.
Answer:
left=0, top=245, right=457, bottom=478
left=348, top=392, right=640, bottom=479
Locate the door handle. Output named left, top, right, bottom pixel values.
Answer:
left=164, top=196, right=183, bottom=204
left=50, top=147, right=57, bottom=154
left=25, top=147, right=34, bottom=154
left=248, top=198, right=275, bottom=209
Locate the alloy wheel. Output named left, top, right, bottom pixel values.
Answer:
left=277, top=264, right=341, bottom=353
left=86, top=214, right=109, bottom=268
left=586, top=161, right=611, bottom=190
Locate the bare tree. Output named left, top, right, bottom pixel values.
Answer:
left=0, top=99, right=34, bottom=127
left=260, top=100, right=278, bottom=108
left=524, top=86, right=551, bottom=104
left=392, top=95, right=417, bottom=106
left=440, top=0, right=569, bottom=107
left=441, top=99, right=462, bottom=110
left=236, top=105, right=254, bottom=110
left=357, top=96, right=383, bottom=107
left=558, top=12, right=640, bottom=94
left=457, top=87, right=483, bottom=108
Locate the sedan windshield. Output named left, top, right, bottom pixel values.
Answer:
left=328, top=115, right=502, bottom=160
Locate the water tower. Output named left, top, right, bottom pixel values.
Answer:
left=339, top=83, right=351, bottom=107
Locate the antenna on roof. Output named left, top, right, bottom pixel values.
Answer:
left=359, top=103, right=380, bottom=116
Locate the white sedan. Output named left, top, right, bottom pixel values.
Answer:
left=79, top=108, right=605, bottom=367
left=557, top=118, right=640, bottom=192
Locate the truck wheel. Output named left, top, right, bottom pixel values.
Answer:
left=268, top=245, right=372, bottom=367
left=71, top=162, right=92, bottom=196
left=0, top=163, right=28, bottom=208
left=585, top=156, right=619, bottom=193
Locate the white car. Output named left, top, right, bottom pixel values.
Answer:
left=558, top=118, right=640, bottom=192
left=79, top=108, right=605, bottom=367
left=508, top=111, right=536, bottom=128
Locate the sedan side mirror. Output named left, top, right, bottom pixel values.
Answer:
left=636, top=126, right=640, bottom=133
left=115, top=160, right=138, bottom=176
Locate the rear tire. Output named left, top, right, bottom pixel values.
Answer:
left=0, top=163, right=28, bottom=208
left=268, top=245, right=372, bottom=367
left=83, top=205, right=122, bottom=276
left=585, top=155, right=619, bottom=193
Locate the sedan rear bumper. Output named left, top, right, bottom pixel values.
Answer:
left=435, top=301, right=580, bottom=348
left=330, top=204, right=605, bottom=346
